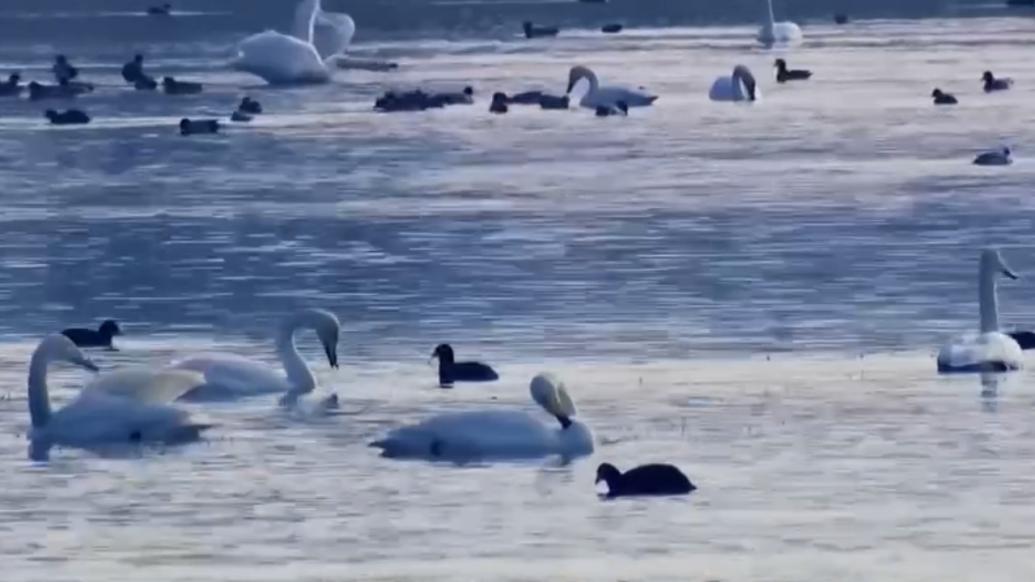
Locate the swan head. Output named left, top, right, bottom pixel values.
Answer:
left=36, top=334, right=98, bottom=371
left=296, top=308, right=340, bottom=368
left=774, top=58, right=787, bottom=70
left=530, top=373, right=577, bottom=428
left=567, top=65, right=598, bottom=94
left=983, top=71, right=995, bottom=82
left=981, top=248, right=1018, bottom=281
left=733, top=65, right=758, bottom=101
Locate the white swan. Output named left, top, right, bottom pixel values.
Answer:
left=566, top=66, right=657, bottom=110
left=171, top=308, right=340, bottom=412
left=937, top=248, right=1023, bottom=373
left=371, top=373, right=594, bottom=461
left=709, top=65, right=760, bottom=102
left=758, top=0, right=802, bottom=46
left=233, top=0, right=355, bottom=85
left=27, top=335, right=210, bottom=460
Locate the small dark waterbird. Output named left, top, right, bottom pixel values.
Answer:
left=931, top=88, right=958, bottom=105
left=596, top=463, right=696, bottom=498
left=982, top=71, right=1012, bottom=92
left=61, top=319, right=121, bottom=349
left=45, top=109, right=90, bottom=125
left=775, top=58, right=812, bottom=83
left=430, top=344, right=499, bottom=387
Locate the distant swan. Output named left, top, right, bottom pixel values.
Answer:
left=758, top=0, right=802, bottom=46
left=709, top=65, right=759, bottom=102
left=973, top=147, right=1011, bottom=166
left=566, top=65, right=657, bottom=109
left=27, top=335, right=210, bottom=460
left=937, top=248, right=1023, bottom=373
left=233, top=0, right=355, bottom=85
left=371, top=373, right=594, bottom=461
left=171, top=308, right=340, bottom=412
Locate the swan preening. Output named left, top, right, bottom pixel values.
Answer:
left=171, top=308, right=340, bottom=413
left=566, top=66, right=657, bottom=110
left=758, top=0, right=803, bottom=46
left=937, top=249, right=1023, bottom=373
left=233, top=0, right=356, bottom=85
left=371, top=373, right=594, bottom=461
left=27, top=335, right=210, bottom=460
left=709, top=65, right=759, bottom=102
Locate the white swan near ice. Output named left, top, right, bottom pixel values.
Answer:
left=233, top=0, right=355, bottom=85
left=170, top=308, right=341, bottom=414
left=758, top=0, right=802, bottom=46
left=566, top=65, right=657, bottom=110
left=709, top=65, right=760, bottom=102
left=371, top=373, right=594, bottom=461
left=937, top=248, right=1023, bottom=373
left=27, top=335, right=209, bottom=460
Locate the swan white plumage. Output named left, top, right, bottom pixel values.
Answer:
left=27, top=335, right=210, bottom=460
left=371, top=373, right=594, bottom=461
left=709, top=65, right=760, bottom=102
left=170, top=308, right=340, bottom=413
left=758, top=0, right=802, bottom=46
left=937, top=248, right=1023, bottom=373
left=566, top=66, right=657, bottom=110
left=233, top=0, right=355, bottom=85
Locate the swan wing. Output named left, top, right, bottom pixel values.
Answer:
left=171, top=353, right=290, bottom=399
left=709, top=76, right=738, bottom=101
left=373, top=410, right=556, bottom=459
left=42, top=390, right=208, bottom=447
left=233, top=30, right=329, bottom=85
left=937, top=332, right=1023, bottom=372
left=84, top=368, right=207, bottom=404
left=313, top=11, right=355, bottom=60
left=581, top=85, right=656, bottom=109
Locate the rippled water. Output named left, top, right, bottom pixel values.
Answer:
left=2, top=12, right=1035, bottom=582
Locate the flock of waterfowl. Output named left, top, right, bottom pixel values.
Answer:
left=9, top=0, right=1032, bottom=501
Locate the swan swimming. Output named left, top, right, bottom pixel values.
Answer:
left=937, top=248, right=1023, bottom=374
left=171, top=308, right=340, bottom=412
left=371, top=373, right=594, bottom=461
left=233, top=0, right=355, bottom=85
left=758, top=0, right=802, bottom=46
left=566, top=66, right=657, bottom=110
left=709, top=65, right=760, bottom=102
left=27, top=335, right=210, bottom=460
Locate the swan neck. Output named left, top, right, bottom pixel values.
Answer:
left=276, top=317, right=317, bottom=397
left=292, top=0, right=320, bottom=42
left=766, top=0, right=775, bottom=25
left=27, top=349, right=52, bottom=429
left=979, top=264, right=1000, bottom=333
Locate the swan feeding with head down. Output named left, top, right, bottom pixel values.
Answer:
left=709, top=65, right=760, bottom=102
left=758, top=0, right=802, bottom=46
left=937, top=248, right=1023, bottom=374
left=170, top=308, right=341, bottom=413
left=371, top=373, right=594, bottom=461
left=26, top=335, right=210, bottom=460
left=566, top=66, right=657, bottom=110
left=233, top=0, right=355, bottom=85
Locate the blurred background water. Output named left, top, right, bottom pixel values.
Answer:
left=1, top=3, right=1035, bottom=581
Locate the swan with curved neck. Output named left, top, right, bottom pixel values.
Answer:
left=371, top=373, right=594, bottom=461
left=709, top=65, right=759, bottom=102
left=233, top=0, right=355, bottom=85
left=171, top=308, right=340, bottom=410
left=566, top=65, right=657, bottom=110
left=27, top=335, right=209, bottom=460
left=937, top=248, right=1023, bottom=373
left=758, top=0, right=802, bottom=46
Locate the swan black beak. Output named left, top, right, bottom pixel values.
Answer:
left=1003, top=268, right=1019, bottom=280
left=79, top=358, right=99, bottom=372
left=325, top=343, right=338, bottom=369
